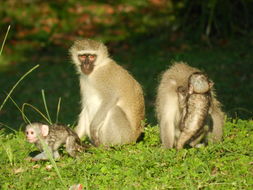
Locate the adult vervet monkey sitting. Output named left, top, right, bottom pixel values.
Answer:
left=156, top=62, right=224, bottom=149
left=70, top=39, right=145, bottom=146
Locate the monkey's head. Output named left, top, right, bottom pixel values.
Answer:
left=70, top=39, right=109, bottom=75
left=188, top=72, right=213, bottom=94
left=25, top=123, right=49, bottom=143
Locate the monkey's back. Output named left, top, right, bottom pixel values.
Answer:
left=46, top=124, right=82, bottom=149
left=183, top=94, right=210, bottom=130
left=159, top=62, right=200, bottom=91
left=156, top=62, right=200, bottom=120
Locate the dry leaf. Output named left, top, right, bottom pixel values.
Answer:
left=32, top=164, right=41, bottom=169
left=13, top=168, right=25, bottom=174
left=46, top=165, right=53, bottom=171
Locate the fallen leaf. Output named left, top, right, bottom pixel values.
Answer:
left=32, top=164, right=41, bottom=169
left=46, top=165, right=53, bottom=171
left=211, top=167, right=219, bottom=176
left=13, top=168, right=25, bottom=174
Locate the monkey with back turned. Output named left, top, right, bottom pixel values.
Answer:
left=25, top=122, right=87, bottom=161
left=156, top=62, right=224, bottom=149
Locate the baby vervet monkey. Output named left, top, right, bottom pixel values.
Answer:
left=25, top=123, right=87, bottom=161
left=69, top=39, right=145, bottom=146
left=156, top=62, right=224, bottom=149
left=176, top=72, right=213, bottom=149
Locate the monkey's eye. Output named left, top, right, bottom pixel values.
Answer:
left=89, top=55, right=96, bottom=61
left=78, top=55, right=87, bottom=61
left=31, top=131, right=34, bottom=135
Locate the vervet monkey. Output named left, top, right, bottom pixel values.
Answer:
left=156, top=62, right=224, bottom=149
left=69, top=39, right=145, bottom=146
left=176, top=72, right=213, bottom=149
left=25, top=123, right=86, bottom=161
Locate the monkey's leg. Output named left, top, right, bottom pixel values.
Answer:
left=160, top=95, right=180, bottom=148
left=75, top=108, right=90, bottom=139
left=90, top=124, right=102, bottom=146
left=176, top=122, right=203, bottom=150
left=189, top=132, right=205, bottom=147
left=53, top=151, right=60, bottom=159
left=99, top=105, right=135, bottom=145
left=177, top=132, right=193, bottom=150
left=209, top=106, right=224, bottom=143
left=189, top=125, right=209, bottom=147
left=66, top=136, right=78, bottom=157
left=90, top=98, right=119, bottom=146
left=32, top=151, right=48, bottom=161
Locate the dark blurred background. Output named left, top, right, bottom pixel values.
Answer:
left=0, top=0, right=253, bottom=131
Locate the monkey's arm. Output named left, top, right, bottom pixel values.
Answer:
left=90, top=98, right=118, bottom=146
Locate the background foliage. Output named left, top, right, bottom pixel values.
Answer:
left=0, top=0, right=252, bottom=129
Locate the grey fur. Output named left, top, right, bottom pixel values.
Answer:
left=26, top=123, right=86, bottom=161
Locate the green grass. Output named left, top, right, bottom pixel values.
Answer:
left=0, top=120, right=252, bottom=189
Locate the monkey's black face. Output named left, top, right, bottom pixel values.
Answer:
left=78, top=54, right=97, bottom=75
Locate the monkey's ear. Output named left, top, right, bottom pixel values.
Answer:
left=41, top=125, right=49, bottom=137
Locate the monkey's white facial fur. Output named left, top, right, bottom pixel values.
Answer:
left=25, top=123, right=49, bottom=143
left=70, top=39, right=109, bottom=75
left=26, top=128, right=38, bottom=143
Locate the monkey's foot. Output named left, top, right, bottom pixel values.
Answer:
left=31, top=157, right=49, bottom=162
left=176, top=144, right=183, bottom=150
left=25, top=157, right=48, bottom=162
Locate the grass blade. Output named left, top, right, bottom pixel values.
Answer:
left=21, top=103, right=51, bottom=124
left=0, top=122, right=17, bottom=133
left=55, top=97, right=61, bottom=123
left=0, top=64, right=40, bottom=112
left=0, top=25, right=11, bottom=56
left=2, top=143, right=15, bottom=166
left=41, top=90, right=52, bottom=124
left=39, top=136, right=67, bottom=188
left=8, top=96, right=31, bottom=124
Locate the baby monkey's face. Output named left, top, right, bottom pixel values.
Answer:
left=26, top=128, right=38, bottom=143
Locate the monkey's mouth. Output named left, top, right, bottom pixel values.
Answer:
left=27, top=138, right=37, bottom=143
left=80, top=61, right=94, bottom=75
left=81, top=61, right=91, bottom=68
